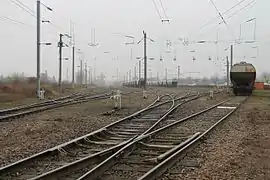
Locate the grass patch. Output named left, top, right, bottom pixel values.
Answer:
left=252, top=90, right=270, bottom=97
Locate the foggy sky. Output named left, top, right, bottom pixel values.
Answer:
left=0, top=0, right=269, bottom=81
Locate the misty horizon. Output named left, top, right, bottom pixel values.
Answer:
left=0, top=0, right=269, bottom=81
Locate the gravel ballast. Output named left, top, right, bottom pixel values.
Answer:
left=0, top=87, right=209, bottom=167
left=160, top=95, right=270, bottom=180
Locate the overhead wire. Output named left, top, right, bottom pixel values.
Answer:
left=222, top=0, right=256, bottom=22
left=13, top=0, right=35, bottom=14
left=173, top=0, right=257, bottom=69
left=152, top=0, right=163, bottom=21
left=199, top=0, right=257, bottom=67
left=209, top=0, right=228, bottom=25
left=9, top=0, right=70, bottom=35
left=185, top=0, right=256, bottom=56
left=9, top=0, right=36, bottom=18
left=191, top=0, right=256, bottom=42
left=0, top=15, right=33, bottom=27
left=188, top=0, right=252, bottom=39
left=209, top=0, right=236, bottom=40
left=4, top=0, right=63, bottom=43
left=159, top=0, right=168, bottom=19
left=201, top=0, right=248, bottom=28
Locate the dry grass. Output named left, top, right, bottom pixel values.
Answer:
left=252, top=89, right=270, bottom=97
left=0, top=80, right=88, bottom=106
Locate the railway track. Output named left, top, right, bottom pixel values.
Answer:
left=0, top=92, right=201, bottom=180
left=0, top=92, right=111, bottom=122
left=74, top=96, right=247, bottom=180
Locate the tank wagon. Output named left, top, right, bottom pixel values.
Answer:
left=230, top=61, right=256, bottom=95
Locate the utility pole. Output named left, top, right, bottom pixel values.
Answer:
left=66, top=68, right=69, bottom=80
left=36, top=0, right=41, bottom=98
left=139, top=60, right=141, bottom=80
left=94, top=57, right=96, bottom=83
left=58, top=34, right=63, bottom=90
left=80, top=60, right=83, bottom=85
left=226, top=56, right=230, bottom=92
left=165, top=68, right=168, bottom=83
left=72, top=46, right=75, bottom=88
left=129, top=69, right=132, bottom=82
left=230, top=44, right=233, bottom=68
left=126, top=72, right=129, bottom=83
left=85, top=62, right=87, bottom=85
left=143, top=31, right=147, bottom=89
left=88, top=67, right=92, bottom=84
left=70, top=21, right=75, bottom=88
left=134, top=66, right=137, bottom=81
left=116, top=68, right=119, bottom=81
left=130, top=48, right=133, bottom=61
left=177, top=65, right=180, bottom=81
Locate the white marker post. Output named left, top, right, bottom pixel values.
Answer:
left=143, top=90, right=148, bottom=99
left=209, top=90, right=214, bottom=99
left=110, top=90, right=122, bottom=110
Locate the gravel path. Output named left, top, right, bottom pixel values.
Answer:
left=159, top=95, right=270, bottom=180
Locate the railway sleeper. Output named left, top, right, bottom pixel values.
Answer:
left=102, top=130, right=123, bottom=137
left=132, top=150, right=165, bottom=156
left=114, top=123, right=146, bottom=128
left=90, top=134, right=111, bottom=141
left=119, top=157, right=157, bottom=165
left=84, top=138, right=122, bottom=145
left=139, top=142, right=175, bottom=149
left=115, top=127, right=147, bottom=131
left=145, top=133, right=200, bottom=164
left=149, top=138, right=185, bottom=144
left=113, top=125, right=146, bottom=129
left=114, top=131, right=140, bottom=136
left=110, top=164, right=154, bottom=172
left=131, top=118, right=159, bottom=122
left=106, top=134, right=132, bottom=139
left=111, top=128, right=144, bottom=133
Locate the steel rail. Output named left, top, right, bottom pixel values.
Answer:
left=0, top=92, right=82, bottom=115
left=0, top=90, right=109, bottom=116
left=8, top=93, right=198, bottom=180
left=0, top=93, right=175, bottom=179
left=0, top=90, right=216, bottom=179
left=22, top=94, right=176, bottom=180
left=76, top=95, right=230, bottom=180
left=75, top=93, right=209, bottom=180
left=138, top=96, right=248, bottom=180
left=0, top=93, right=111, bottom=122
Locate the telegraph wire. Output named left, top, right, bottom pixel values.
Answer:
left=168, top=1, right=253, bottom=57
left=0, top=15, right=33, bottom=27
left=159, top=0, right=168, bottom=19
left=194, top=0, right=256, bottom=40
left=152, top=0, right=163, bottom=21
left=14, top=0, right=36, bottom=14
left=209, top=0, right=236, bottom=40
left=9, top=0, right=68, bottom=34
left=191, top=0, right=252, bottom=37
left=209, top=0, right=228, bottom=25
left=223, top=0, right=256, bottom=22
left=0, top=15, right=59, bottom=42
left=198, top=0, right=256, bottom=42
left=9, top=0, right=36, bottom=18
left=175, top=0, right=256, bottom=67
